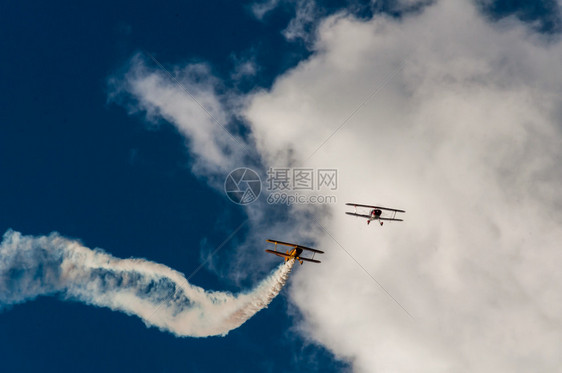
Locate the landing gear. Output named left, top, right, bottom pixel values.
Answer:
left=380, top=221, right=384, bottom=226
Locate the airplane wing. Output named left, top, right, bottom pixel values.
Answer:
left=265, top=250, right=321, bottom=263
left=345, top=212, right=371, bottom=219
left=346, top=203, right=405, bottom=213
left=299, top=246, right=324, bottom=254
left=266, top=239, right=324, bottom=254
left=379, top=217, right=404, bottom=222
left=299, top=257, right=321, bottom=264
left=265, top=249, right=291, bottom=258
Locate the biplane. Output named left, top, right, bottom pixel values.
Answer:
left=345, top=203, right=405, bottom=226
left=265, top=239, right=324, bottom=265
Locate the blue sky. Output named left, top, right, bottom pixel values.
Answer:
left=2, top=1, right=562, bottom=372
left=0, top=1, right=347, bottom=372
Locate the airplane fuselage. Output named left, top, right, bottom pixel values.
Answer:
left=285, top=248, right=303, bottom=261
left=368, top=209, right=383, bottom=225
left=369, top=209, right=382, bottom=219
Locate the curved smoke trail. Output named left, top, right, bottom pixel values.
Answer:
left=0, top=230, right=294, bottom=337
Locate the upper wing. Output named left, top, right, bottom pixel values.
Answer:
left=346, top=202, right=377, bottom=209
left=346, top=203, right=405, bottom=213
left=266, top=239, right=324, bottom=254
left=345, top=212, right=371, bottom=219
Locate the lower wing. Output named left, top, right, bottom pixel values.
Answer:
left=345, top=212, right=371, bottom=219
left=265, top=249, right=292, bottom=258
left=298, top=257, right=321, bottom=264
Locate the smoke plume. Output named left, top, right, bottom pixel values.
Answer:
left=0, top=229, right=294, bottom=337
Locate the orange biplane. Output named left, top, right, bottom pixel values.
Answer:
left=265, top=239, right=323, bottom=265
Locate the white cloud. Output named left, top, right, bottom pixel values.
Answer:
left=283, top=0, right=318, bottom=43
left=251, top=0, right=282, bottom=20
left=243, top=0, right=562, bottom=371
left=108, top=54, right=245, bottom=180
left=251, top=0, right=320, bottom=44
left=108, top=0, right=562, bottom=369
left=231, top=58, right=258, bottom=82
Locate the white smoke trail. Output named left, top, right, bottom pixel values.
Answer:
left=0, top=229, right=294, bottom=337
